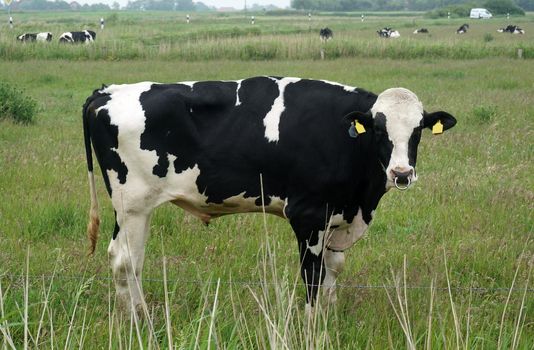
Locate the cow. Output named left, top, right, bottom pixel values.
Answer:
left=413, top=28, right=429, bottom=34
left=82, top=77, right=456, bottom=314
left=456, top=24, right=469, bottom=34
left=320, top=27, right=333, bottom=42
left=17, top=32, right=52, bottom=42
left=497, top=25, right=525, bottom=34
left=59, top=30, right=96, bottom=43
left=377, top=27, right=400, bottom=38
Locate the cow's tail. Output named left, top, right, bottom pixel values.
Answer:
left=83, top=94, right=100, bottom=255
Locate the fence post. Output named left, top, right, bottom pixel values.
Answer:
left=320, top=48, right=325, bottom=60
left=517, top=48, right=523, bottom=59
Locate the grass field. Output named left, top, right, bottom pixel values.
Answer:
left=1, top=11, right=534, bottom=60
left=0, top=11, right=533, bottom=349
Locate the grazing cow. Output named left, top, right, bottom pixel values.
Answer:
left=456, top=24, right=469, bottom=34
left=413, top=28, right=429, bottom=34
left=59, top=30, right=96, bottom=43
left=83, top=77, right=456, bottom=313
left=17, top=32, right=53, bottom=42
left=497, top=25, right=525, bottom=34
left=319, top=27, right=333, bottom=42
left=377, top=27, right=400, bottom=38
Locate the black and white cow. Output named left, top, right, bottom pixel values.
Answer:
left=456, top=23, right=469, bottom=34
left=413, top=28, right=429, bottom=34
left=377, top=27, right=400, bottom=38
left=497, top=25, right=525, bottom=34
left=59, top=30, right=96, bottom=43
left=320, top=27, right=334, bottom=42
left=83, top=77, right=456, bottom=313
left=17, top=32, right=53, bottom=42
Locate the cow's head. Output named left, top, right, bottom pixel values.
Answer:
left=347, top=88, right=456, bottom=190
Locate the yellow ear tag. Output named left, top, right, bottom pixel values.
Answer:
left=355, top=120, right=366, bottom=134
left=432, top=120, right=443, bottom=135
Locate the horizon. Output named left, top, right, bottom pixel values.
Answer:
left=1, top=0, right=292, bottom=9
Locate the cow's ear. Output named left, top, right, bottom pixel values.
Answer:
left=344, top=111, right=374, bottom=133
left=423, top=111, right=457, bottom=135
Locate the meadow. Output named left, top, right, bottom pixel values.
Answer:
left=0, top=10, right=533, bottom=349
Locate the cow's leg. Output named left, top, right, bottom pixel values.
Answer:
left=296, top=238, right=325, bottom=309
left=322, top=248, right=345, bottom=303
left=286, top=202, right=332, bottom=312
left=108, top=209, right=152, bottom=315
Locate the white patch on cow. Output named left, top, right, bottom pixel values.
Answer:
left=319, top=79, right=356, bottom=92
left=389, top=30, right=400, bottom=38
left=282, top=198, right=289, bottom=219
left=307, top=208, right=369, bottom=256
left=371, top=88, right=423, bottom=187
left=36, top=32, right=50, bottom=42
left=263, top=77, right=301, bottom=142
left=84, top=30, right=93, bottom=43
left=325, top=209, right=369, bottom=251
left=307, top=228, right=326, bottom=256
left=235, top=79, right=243, bottom=106
left=97, top=82, right=164, bottom=212
left=60, top=32, right=73, bottom=42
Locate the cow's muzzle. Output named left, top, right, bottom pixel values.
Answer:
left=392, top=169, right=414, bottom=190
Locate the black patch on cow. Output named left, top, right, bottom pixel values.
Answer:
left=60, top=31, right=95, bottom=43
left=255, top=196, right=271, bottom=206
left=373, top=112, right=393, bottom=170
left=408, top=127, right=422, bottom=166
left=86, top=93, right=128, bottom=194
left=113, top=211, right=120, bottom=239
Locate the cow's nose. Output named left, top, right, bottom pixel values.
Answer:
left=391, top=168, right=413, bottom=185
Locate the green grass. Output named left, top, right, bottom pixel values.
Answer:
left=0, top=56, right=532, bottom=348
left=0, top=10, right=533, bottom=348
left=1, top=11, right=534, bottom=60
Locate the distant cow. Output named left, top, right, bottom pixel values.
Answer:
left=59, top=30, right=96, bottom=44
left=497, top=25, right=524, bottom=34
left=82, top=77, right=456, bottom=313
left=413, top=28, right=429, bottom=34
left=319, top=27, right=333, bottom=42
left=377, top=27, right=400, bottom=38
left=456, top=24, right=469, bottom=34
left=17, top=32, right=52, bottom=42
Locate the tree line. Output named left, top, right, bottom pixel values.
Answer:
left=0, top=0, right=212, bottom=11
left=292, top=0, right=534, bottom=12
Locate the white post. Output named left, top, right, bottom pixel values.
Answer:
left=308, top=13, right=311, bottom=21
left=507, top=13, right=510, bottom=19
left=251, top=16, right=255, bottom=25
left=186, top=14, right=190, bottom=24
left=9, top=16, right=13, bottom=29
left=517, top=48, right=523, bottom=59
left=447, top=12, right=450, bottom=19
left=361, top=14, right=364, bottom=22
left=320, top=48, right=325, bottom=60
left=100, top=17, right=104, bottom=30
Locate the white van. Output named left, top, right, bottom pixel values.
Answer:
left=470, top=8, right=493, bottom=19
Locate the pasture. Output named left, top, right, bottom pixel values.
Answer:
left=0, top=10, right=533, bottom=349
